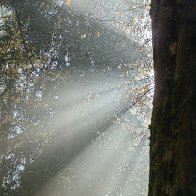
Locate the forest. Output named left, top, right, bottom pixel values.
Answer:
left=0, top=0, right=152, bottom=195
left=0, top=0, right=195, bottom=196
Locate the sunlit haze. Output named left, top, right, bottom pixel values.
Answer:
left=0, top=0, right=152, bottom=195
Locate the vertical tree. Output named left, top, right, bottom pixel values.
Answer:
left=149, top=0, right=196, bottom=195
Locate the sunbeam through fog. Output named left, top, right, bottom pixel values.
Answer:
left=0, top=0, right=152, bottom=195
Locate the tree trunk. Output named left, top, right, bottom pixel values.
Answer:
left=149, top=0, right=196, bottom=195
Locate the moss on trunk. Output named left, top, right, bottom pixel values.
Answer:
left=149, top=0, right=196, bottom=195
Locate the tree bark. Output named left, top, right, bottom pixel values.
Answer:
left=149, top=0, right=196, bottom=195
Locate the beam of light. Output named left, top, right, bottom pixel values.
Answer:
left=9, top=74, right=132, bottom=196
left=0, top=0, right=152, bottom=194
left=36, top=109, right=149, bottom=196
left=63, top=0, right=127, bottom=23
left=3, top=67, right=149, bottom=195
left=4, top=74, right=126, bottom=143
left=48, top=87, right=124, bottom=130
left=36, top=125, right=128, bottom=196
left=57, top=72, right=125, bottom=105
left=3, top=74, right=129, bottom=157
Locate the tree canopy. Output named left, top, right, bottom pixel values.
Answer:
left=0, top=0, right=152, bottom=195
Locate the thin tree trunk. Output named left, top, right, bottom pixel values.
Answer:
left=149, top=0, right=196, bottom=195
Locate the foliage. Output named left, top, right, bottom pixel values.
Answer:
left=0, top=0, right=152, bottom=195
left=0, top=11, right=47, bottom=80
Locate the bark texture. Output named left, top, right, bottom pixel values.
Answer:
left=149, top=0, right=196, bottom=195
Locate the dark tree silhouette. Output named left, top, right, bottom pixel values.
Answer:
left=149, top=0, right=196, bottom=195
